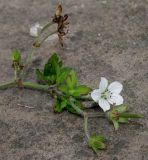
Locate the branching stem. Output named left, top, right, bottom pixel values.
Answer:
left=25, top=21, right=56, bottom=67
left=0, top=80, right=105, bottom=158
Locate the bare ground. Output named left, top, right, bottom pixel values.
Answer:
left=0, top=0, right=148, bottom=160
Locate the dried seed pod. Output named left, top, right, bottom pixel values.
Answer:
left=33, top=41, right=41, bottom=48
left=55, top=4, right=62, bottom=18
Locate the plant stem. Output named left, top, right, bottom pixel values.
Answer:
left=84, top=115, right=90, bottom=139
left=0, top=81, right=16, bottom=90
left=25, top=30, right=57, bottom=68
left=25, top=47, right=37, bottom=65
left=69, top=99, right=84, bottom=116
left=22, top=82, right=49, bottom=92
left=39, top=30, right=57, bottom=45
left=25, top=21, right=56, bottom=66
left=39, top=21, right=54, bottom=35
left=14, top=70, right=17, bottom=81
left=78, top=95, right=92, bottom=101
left=87, top=112, right=105, bottom=118
left=33, top=21, right=54, bottom=45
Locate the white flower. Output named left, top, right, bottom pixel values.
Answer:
left=30, top=23, right=42, bottom=37
left=91, top=77, right=123, bottom=112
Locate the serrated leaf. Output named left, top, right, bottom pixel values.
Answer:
left=66, top=70, right=77, bottom=89
left=11, top=49, right=21, bottom=62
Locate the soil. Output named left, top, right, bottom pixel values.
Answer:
left=0, top=0, right=148, bottom=160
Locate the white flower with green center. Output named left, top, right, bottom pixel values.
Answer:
left=91, top=77, right=123, bottom=112
left=30, top=23, right=42, bottom=37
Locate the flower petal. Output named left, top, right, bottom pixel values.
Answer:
left=30, top=23, right=42, bottom=37
left=108, top=94, right=123, bottom=105
left=91, top=89, right=101, bottom=102
left=99, top=98, right=110, bottom=112
left=108, top=81, right=123, bottom=94
left=99, top=77, right=108, bottom=93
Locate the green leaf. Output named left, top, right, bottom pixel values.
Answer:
left=36, top=69, right=45, bottom=81
left=119, top=113, right=144, bottom=119
left=91, top=134, right=106, bottom=141
left=118, top=117, right=129, bottom=123
left=106, top=110, right=113, bottom=122
left=66, top=105, right=78, bottom=114
left=11, top=49, right=21, bottom=62
left=58, top=85, right=69, bottom=94
left=112, top=120, right=119, bottom=130
left=66, top=70, right=77, bottom=89
left=68, top=100, right=84, bottom=114
left=114, top=105, right=128, bottom=113
left=88, top=135, right=106, bottom=151
left=54, top=97, right=67, bottom=113
left=56, top=67, right=72, bottom=84
left=39, top=53, right=63, bottom=85
left=36, top=69, right=54, bottom=85
left=71, top=85, right=92, bottom=96
left=43, top=53, right=61, bottom=77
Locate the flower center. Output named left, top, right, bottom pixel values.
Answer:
left=101, top=91, right=109, bottom=99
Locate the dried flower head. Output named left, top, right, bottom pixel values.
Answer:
left=55, top=4, right=62, bottom=18
left=53, top=4, right=69, bottom=46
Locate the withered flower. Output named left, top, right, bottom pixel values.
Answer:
left=53, top=4, right=69, bottom=46
left=12, top=60, right=24, bottom=72
left=55, top=4, right=62, bottom=18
